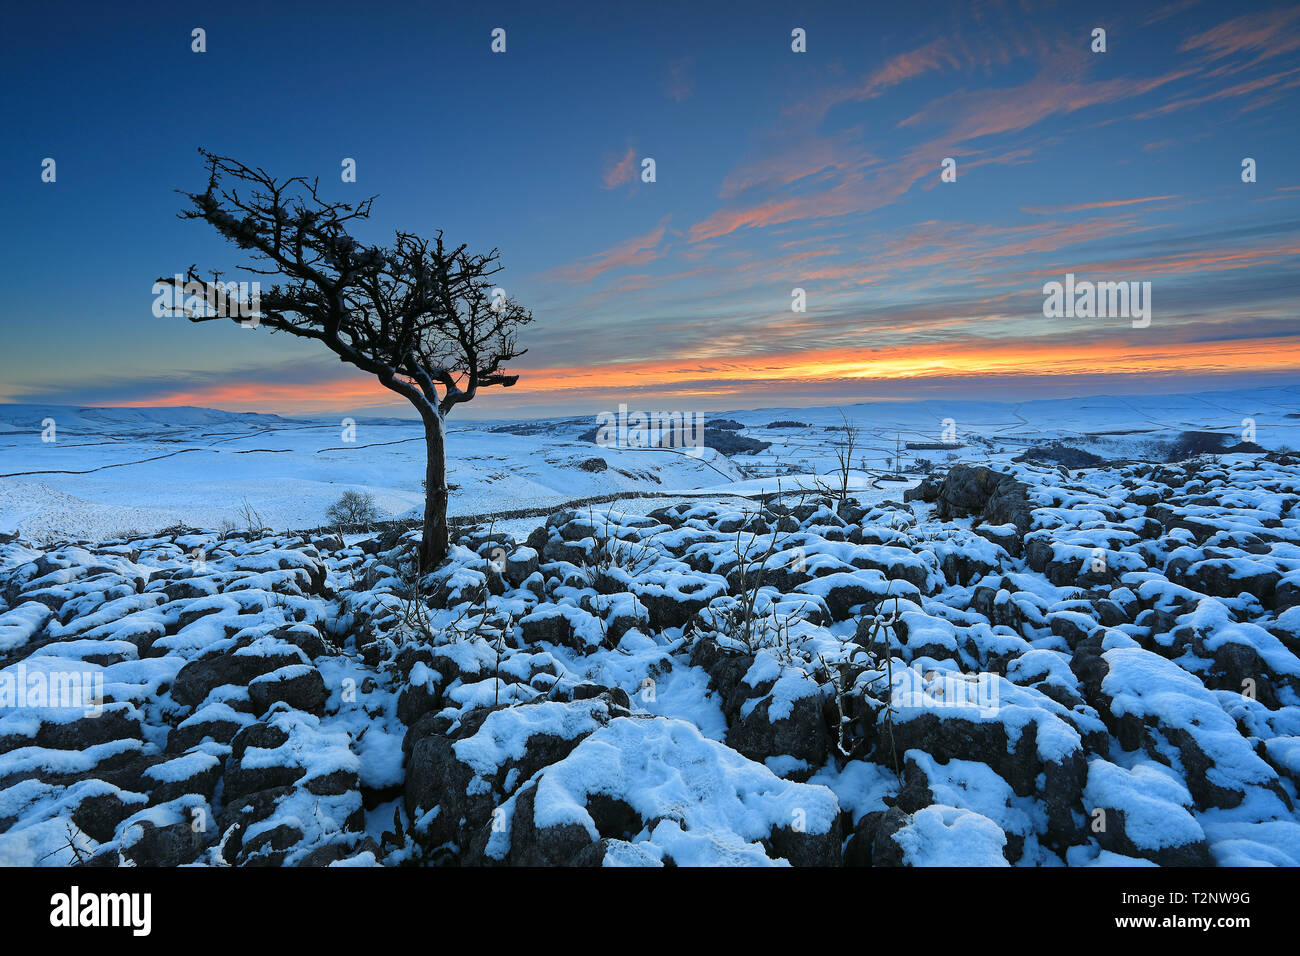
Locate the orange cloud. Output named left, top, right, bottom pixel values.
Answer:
left=793, top=30, right=1046, bottom=120
left=601, top=147, right=639, bottom=190
left=1147, top=0, right=1204, bottom=24
left=547, top=218, right=671, bottom=282
left=105, top=331, right=1300, bottom=416
left=112, top=378, right=399, bottom=414
left=1134, top=67, right=1300, bottom=118
left=509, top=335, right=1300, bottom=396
left=718, top=137, right=864, bottom=199
left=688, top=150, right=935, bottom=243
left=1021, top=195, right=1179, bottom=215
left=688, top=196, right=812, bottom=243
left=1181, top=7, right=1300, bottom=65
left=900, top=67, right=1196, bottom=142
left=1043, top=240, right=1300, bottom=279
left=689, top=134, right=1047, bottom=244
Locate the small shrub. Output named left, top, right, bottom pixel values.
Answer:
left=237, top=498, right=269, bottom=536
left=326, top=489, right=382, bottom=527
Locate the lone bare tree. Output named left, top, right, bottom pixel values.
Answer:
left=162, top=149, right=531, bottom=569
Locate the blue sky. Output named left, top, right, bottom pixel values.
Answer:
left=1, top=0, right=1298, bottom=419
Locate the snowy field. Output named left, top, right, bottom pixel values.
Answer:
left=2, top=384, right=1297, bottom=543
left=2, top=383, right=1300, bottom=868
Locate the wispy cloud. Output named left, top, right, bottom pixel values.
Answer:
left=546, top=218, right=671, bottom=282
left=1181, top=6, right=1300, bottom=69
left=1146, top=0, right=1205, bottom=25
left=717, top=134, right=868, bottom=199
left=1021, top=195, right=1180, bottom=215
left=792, top=26, right=1050, bottom=121
left=899, top=64, right=1195, bottom=141
left=601, top=146, right=639, bottom=190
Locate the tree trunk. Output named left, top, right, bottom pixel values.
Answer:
left=419, top=413, right=450, bottom=572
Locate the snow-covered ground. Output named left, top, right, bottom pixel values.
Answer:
left=1, top=383, right=1299, bottom=868
left=2, top=384, right=1297, bottom=543
left=0, top=406, right=740, bottom=543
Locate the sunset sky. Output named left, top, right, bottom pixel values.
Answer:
left=2, top=0, right=1298, bottom=419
